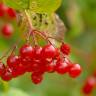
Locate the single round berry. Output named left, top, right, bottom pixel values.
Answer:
left=1, top=67, right=12, bottom=81
left=68, top=64, right=82, bottom=78
left=83, top=77, right=96, bottom=94
left=60, top=43, right=71, bottom=55
left=31, top=72, right=43, bottom=84
left=7, top=55, right=19, bottom=68
left=2, top=23, right=14, bottom=37
left=6, top=7, right=16, bottom=18
left=0, top=62, right=5, bottom=76
left=20, top=44, right=34, bottom=58
left=0, top=3, right=7, bottom=17
left=45, top=63, right=55, bottom=73
left=55, top=59, right=70, bottom=74
left=41, top=44, right=57, bottom=59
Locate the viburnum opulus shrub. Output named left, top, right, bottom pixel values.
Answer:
left=0, top=2, right=82, bottom=85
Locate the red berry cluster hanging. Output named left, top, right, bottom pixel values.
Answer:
left=0, top=3, right=82, bottom=84
left=0, top=3, right=16, bottom=37
left=0, top=41, right=82, bottom=84
left=82, top=72, right=96, bottom=95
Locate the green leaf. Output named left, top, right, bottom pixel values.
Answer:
left=1, top=88, right=30, bottom=96
left=30, top=0, right=62, bottom=14
left=4, top=0, right=62, bottom=13
left=3, top=0, right=29, bottom=10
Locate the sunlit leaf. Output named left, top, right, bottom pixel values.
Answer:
left=4, top=0, right=62, bottom=14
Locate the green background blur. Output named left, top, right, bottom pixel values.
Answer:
left=0, top=0, right=96, bottom=96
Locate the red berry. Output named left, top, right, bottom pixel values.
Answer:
left=31, top=63, right=40, bottom=72
left=2, top=24, right=14, bottom=37
left=7, top=55, right=26, bottom=77
left=20, top=44, right=34, bottom=58
left=1, top=67, right=12, bottom=81
left=41, top=44, right=57, bottom=59
left=46, top=63, right=55, bottom=73
left=0, top=62, right=5, bottom=76
left=55, top=48, right=60, bottom=59
left=7, top=55, right=19, bottom=68
left=0, top=3, right=7, bottom=17
left=21, top=57, right=33, bottom=72
left=64, top=58, right=73, bottom=71
left=83, top=77, right=96, bottom=94
left=60, top=43, right=71, bottom=55
left=30, top=59, right=44, bottom=73
left=16, top=63, right=26, bottom=75
left=10, top=67, right=19, bottom=78
left=6, top=7, right=16, bottom=18
left=68, top=64, right=82, bottom=78
left=31, top=72, right=43, bottom=84
left=11, top=63, right=26, bottom=77
left=55, top=59, right=70, bottom=74
left=12, top=64, right=26, bottom=78
left=34, top=46, right=42, bottom=59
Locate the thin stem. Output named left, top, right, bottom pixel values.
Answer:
left=26, top=30, right=32, bottom=43
left=0, top=45, right=15, bottom=60
left=0, top=48, right=11, bottom=60
left=24, top=10, right=37, bottom=45
left=0, top=39, right=20, bottom=60
left=47, top=36, right=64, bottom=43
left=33, top=30, right=52, bottom=44
left=10, top=45, right=17, bottom=55
left=31, top=30, right=38, bottom=45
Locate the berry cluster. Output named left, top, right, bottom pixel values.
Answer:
left=0, top=3, right=16, bottom=37
left=0, top=3, right=82, bottom=84
left=82, top=72, right=96, bottom=95
left=0, top=43, right=82, bottom=84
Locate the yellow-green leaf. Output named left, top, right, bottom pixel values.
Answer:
left=30, top=0, right=62, bottom=14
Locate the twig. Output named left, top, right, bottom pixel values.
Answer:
left=24, top=10, right=37, bottom=45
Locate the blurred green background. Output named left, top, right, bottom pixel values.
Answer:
left=0, top=0, right=96, bottom=96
